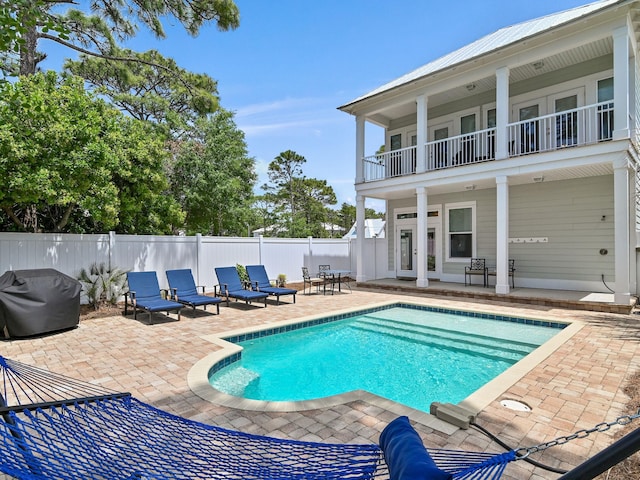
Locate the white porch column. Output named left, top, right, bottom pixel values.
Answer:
left=613, top=26, right=630, bottom=140
left=416, top=186, right=429, bottom=288
left=356, top=116, right=365, bottom=183
left=416, top=95, right=428, bottom=173
left=495, top=67, right=510, bottom=160
left=356, top=195, right=366, bottom=282
left=495, top=176, right=510, bottom=294
left=613, top=158, right=631, bottom=305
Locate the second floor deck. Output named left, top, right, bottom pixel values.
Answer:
left=362, top=101, right=617, bottom=182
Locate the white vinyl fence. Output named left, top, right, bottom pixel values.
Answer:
left=0, top=232, right=375, bottom=292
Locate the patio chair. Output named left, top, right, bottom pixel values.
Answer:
left=318, top=264, right=335, bottom=294
left=464, top=258, right=487, bottom=287
left=246, top=265, right=297, bottom=305
left=486, top=259, right=516, bottom=288
left=166, top=269, right=221, bottom=314
left=302, top=266, right=323, bottom=294
left=125, top=271, right=184, bottom=324
left=214, top=266, right=268, bottom=308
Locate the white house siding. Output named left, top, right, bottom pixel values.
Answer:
left=509, top=176, right=614, bottom=290
left=385, top=175, right=614, bottom=291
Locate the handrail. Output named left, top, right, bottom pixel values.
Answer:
left=360, top=101, right=616, bottom=182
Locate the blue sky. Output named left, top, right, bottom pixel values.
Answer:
left=44, top=0, right=592, bottom=211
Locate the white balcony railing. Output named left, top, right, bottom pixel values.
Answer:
left=425, top=128, right=496, bottom=170
left=360, top=102, right=616, bottom=182
left=507, top=101, right=613, bottom=156
left=363, top=145, right=416, bottom=181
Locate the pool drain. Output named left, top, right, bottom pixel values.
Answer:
left=500, top=399, right=531, bottom=412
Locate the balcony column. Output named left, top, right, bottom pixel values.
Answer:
left=356, top=115, right=365, bottom=183
left=613, top=26, right=630, bottom=140
left=355, top=194, right=366, bottom=282
left=495, top=67, right=510, bottom=160
left=613, top=158, right=631, bottom=305
left=495, top=176, right=510, bottom=294
left=416, top=95, right=428, bottom=173
left=416, top=186, right=429, bottom=288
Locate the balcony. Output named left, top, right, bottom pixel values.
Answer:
left=361, top=101, right=615, bottom=183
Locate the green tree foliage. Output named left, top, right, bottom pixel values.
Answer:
left=0, top=71, right=183, bottom=233
left=170, top=109, right=256, bottom=235
left=64, top=49, right=219, bottom=137
left=334, top=202, right=385, bottom=233
left=1, top=0, right=239, bottom=76
left=262, top=150, right=338, bottom=237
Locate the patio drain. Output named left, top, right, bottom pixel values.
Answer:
left=500, top=399, right=531, bottom=412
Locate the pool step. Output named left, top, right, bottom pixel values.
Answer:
left=361, top=313, right=541, bottom=350
left=210, top=367, right=260, bottom=397
left=359, top=313, right=540, bottom=350
left=351, top=317, right=534, bottom=362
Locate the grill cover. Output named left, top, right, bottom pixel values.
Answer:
left=0, top=269, right=81, bottom=338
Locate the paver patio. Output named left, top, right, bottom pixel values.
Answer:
left=2, top=288, right=640, bottom=479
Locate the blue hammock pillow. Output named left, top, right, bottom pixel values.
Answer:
left=379, top=416, right=452, bottom=480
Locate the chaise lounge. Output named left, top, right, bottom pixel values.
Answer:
left=125, top=271, right=184, bottom=324
left=166, top=269, right=222, bottom=314
left=246, top=265, right=297, bottom=305
left=214, top=266, right=268, bottom=308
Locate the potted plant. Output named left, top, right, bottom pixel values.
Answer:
left=277, top=273, right=287, bottom=287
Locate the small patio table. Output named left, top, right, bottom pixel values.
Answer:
left=323, top=269, right=352, bottom=294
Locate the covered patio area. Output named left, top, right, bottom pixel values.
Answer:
left=357, top=278, right=636, bottom=314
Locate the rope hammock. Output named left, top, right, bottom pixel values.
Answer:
left=1, top=356, right=639, bottom=480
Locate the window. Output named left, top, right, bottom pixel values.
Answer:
left=446, top=202, right=475, bottom=260
left=598, top=77, right=614, bottom=141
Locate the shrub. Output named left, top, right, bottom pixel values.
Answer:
left=236, top=264, right=249, bottom=283
left=78, top=263, right=128, bottom=310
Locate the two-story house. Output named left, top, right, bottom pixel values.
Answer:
left=339, top=0, right=640, bottom=305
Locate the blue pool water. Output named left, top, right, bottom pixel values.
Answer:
left=208, top=305, right=564, bottom=412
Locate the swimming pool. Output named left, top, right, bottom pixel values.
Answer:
left=207, top=304, right=566, bottom=413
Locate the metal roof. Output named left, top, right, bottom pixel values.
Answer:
left=339, top=0, right=627, bottom=110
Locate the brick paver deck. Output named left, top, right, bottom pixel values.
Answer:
left=3, top=288, right=640, bottom=479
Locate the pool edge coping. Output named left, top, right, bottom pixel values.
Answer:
left=188, top=299, right=581, bottom=432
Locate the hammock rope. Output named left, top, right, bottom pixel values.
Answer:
left=3, top=355, right=638, bottom=480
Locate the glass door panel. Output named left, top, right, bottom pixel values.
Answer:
left=427, top=228, right=435, bottom=272
left=519, top=104, right=540, bottom=154
left=598, top=77, right=614, bottom=141
left=555, top=95, right=578, bottom=147
left=400, top=229, right=413, bottom=271
left=396, top=226, right=417, bottom=278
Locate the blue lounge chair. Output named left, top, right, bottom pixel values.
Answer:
left=125, top=271, right=184, bottom=324
left=214, top=266, right=268, bottom=308
left=246, top=265, right=297, bottom=305
left=166, top=269, right=221, bottom=315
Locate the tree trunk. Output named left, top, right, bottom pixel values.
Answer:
left=20, top=24, right=39, bottom=75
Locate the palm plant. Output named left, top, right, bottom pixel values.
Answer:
left=77, top=263, right=128, bottom=310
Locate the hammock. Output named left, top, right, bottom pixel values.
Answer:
left=7, top=355, right=631, bottom=480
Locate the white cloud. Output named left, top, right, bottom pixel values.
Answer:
left=234, top=94, right=345, bottom=138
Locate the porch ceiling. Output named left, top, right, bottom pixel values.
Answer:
left=357, top=162, right=614, bottom=201
left=367, top=37, right=614, bottom=125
